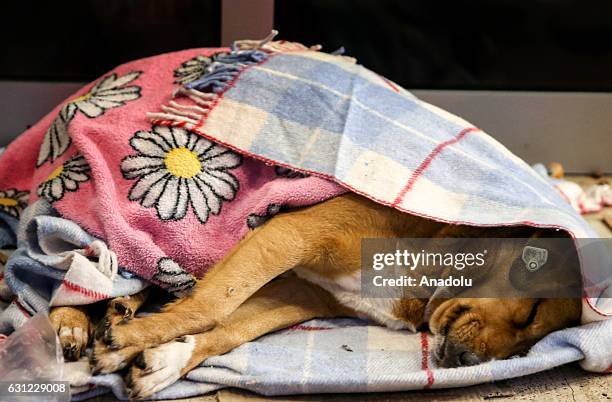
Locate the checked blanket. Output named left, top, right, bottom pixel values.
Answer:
left=0, top=36, right=610, bottom=400
left=152, top=42, right=610, bottom=323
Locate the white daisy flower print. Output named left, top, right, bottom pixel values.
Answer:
left=153, top=257, right=196, bottom=295
left=121, top=126, right=242, bottom=224
left=0, top=189, right=29, bottom=218
left=174, top=53, right=229, bottom=85
left=37, top=71, right=142, bottom=167
left=174, top=55, right=213, bottom=85
left=37, top=104, right=77, bottom=167
left=37, top=154, right=91, bottom=202
left=71, top=71, right=142, bottom=118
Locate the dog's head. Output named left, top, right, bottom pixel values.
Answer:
left=429, top=297, right=581, bottom=367
left=425, top=229, right=582, bottom=367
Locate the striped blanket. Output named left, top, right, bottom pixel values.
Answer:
left=70, top=318, right=612, bottom=400
left=0, top=35, right=610, bottom=400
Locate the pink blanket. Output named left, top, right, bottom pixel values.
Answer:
left=0, top=47, right=345, bottom=293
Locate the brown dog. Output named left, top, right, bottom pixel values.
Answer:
left=49, top=193, right=581, bottom=398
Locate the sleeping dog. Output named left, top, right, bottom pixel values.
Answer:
left=50, top=192, right=581, bottom=399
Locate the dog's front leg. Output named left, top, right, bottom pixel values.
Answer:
left=102, top=212, right=319, bottom=352
left=123, top=276, right=347, bottom=399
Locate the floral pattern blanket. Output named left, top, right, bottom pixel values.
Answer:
left=0, top=43, right=346, bottom=299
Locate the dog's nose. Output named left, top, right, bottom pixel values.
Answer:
left=436, top=339, right=482, bottom=367
left=459, top=351, right=481, bottom=366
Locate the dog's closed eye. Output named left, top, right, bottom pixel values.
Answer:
left=441, top=304, right=472, bottom=335
left=514, top=299, right=542, bottom=329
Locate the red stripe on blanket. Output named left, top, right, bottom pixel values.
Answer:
left=392, top=127, right=480, bottom=207
left=84, top=246, right=95, bottom=257
left=287, top=324, right=333, bottom=331
left=14, top=300, right=31, bottom=317
left=377, top=74, right=401, bottom=93
left=420, top=331, right=435, bottom=389
left=605, top=364, right=612, bottom=373
left=0, top=272, right=4, bottom=281
left=62, top=280, right=109, bottom=301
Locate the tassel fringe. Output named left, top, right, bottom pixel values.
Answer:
left=149, top=31, right=329, bottom=128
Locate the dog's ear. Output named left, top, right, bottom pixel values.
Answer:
left=518, top=298, right=581, bottom=339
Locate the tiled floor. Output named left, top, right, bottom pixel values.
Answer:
left=93, top=176, right=612, bottom=402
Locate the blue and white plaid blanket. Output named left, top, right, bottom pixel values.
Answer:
left=157, top=47, right=611, bottom=322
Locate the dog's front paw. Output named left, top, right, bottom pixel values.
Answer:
left=95, top=298, right=141, bottom=350
left=99, top=316, right=146, bottom=350
left=49, top=306, right=91, bottom=361
left=101, top=310, right=215, bottom=351
left=126, top=336, right=196, bottom=399
left=90, top=308, right=143, bottom=373
left=90, top=338, right=142, bottom=374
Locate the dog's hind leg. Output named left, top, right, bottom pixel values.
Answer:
left=108, top=288, right=151, bottom=320
left=49, top=305, right=93, bottom=361
left=98, top=288, right=151, bottom=331
left=124, top=276, right=349, bottom=399
left=102, top=209, right=327, bottom=351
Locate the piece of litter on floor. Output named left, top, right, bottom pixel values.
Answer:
left=483, top=392, right=516, bottom=400
left=341, top=344, right=353, bottom=352
left=548, top=161, right=564, bottom=179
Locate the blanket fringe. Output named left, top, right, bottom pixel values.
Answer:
left=148, top=31, right=324, bottom=128
left=82, top=240, right=118, bottom=280
left=232, top=29, right=279, bottom=51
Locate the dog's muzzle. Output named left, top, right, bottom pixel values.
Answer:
left=434, top=335, right=482, bottom=368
